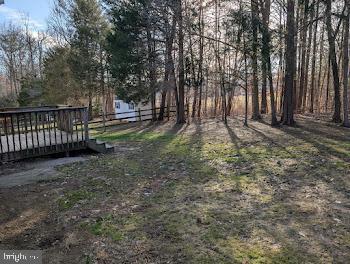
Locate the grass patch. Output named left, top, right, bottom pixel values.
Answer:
left=88, top=216, right=124, bottom=242
left=58, top=189, right=95, bottom=210
left=93, top=130, right=175, bottom=143
left=217, top=236, right=312, bottom=264
left=84, top=213, right=146, bottom=242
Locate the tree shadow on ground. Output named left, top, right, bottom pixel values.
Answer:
left=222, top=119, right=348, bottom=263
left=1, top=118, right=348, bottom=263
left=280, top=123, right=350, bottom=161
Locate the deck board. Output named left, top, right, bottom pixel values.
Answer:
left=0, top=130, right=85, bottom=153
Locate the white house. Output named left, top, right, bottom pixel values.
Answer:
left=114, top=97, right=153, bottom=121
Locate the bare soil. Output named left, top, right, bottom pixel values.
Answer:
left=0, top=157, right=86, bottom=188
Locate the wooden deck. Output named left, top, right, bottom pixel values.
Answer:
left=0, top=106, right=89, bottom=162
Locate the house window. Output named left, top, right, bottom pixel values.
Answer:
left=128, top=103, right=134, bottom=110
left=115, top=102, right=120, bottom=109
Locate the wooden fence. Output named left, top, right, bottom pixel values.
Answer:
left=89, top=105, right=180, bottom=127
left=0, top=106, right=89, bottom=162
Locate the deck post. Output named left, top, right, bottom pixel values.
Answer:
left=83, top=108, right=89, bottom=142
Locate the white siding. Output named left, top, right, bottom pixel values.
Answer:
left=114, top=97, right=154, bottom=122
left=114, top=99, right=137, bottom=121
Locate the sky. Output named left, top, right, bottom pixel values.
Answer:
left=0, top=0, right=52, bottom=30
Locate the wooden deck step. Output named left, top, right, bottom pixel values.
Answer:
left=87, top=138, right=115, bottom=154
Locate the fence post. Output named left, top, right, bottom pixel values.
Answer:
left=138, top=108, right=142, bottom=122
left=84, top=108, right=89, bottom=142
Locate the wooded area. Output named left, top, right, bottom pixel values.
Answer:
left=1, top=1, right=350, bottom=262
left=0, top=0, right=349, bottom=128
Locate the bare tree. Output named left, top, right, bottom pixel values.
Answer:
left=324, top=0, right=342, bottom=123
left=175, top=0, right=186, bottom=124
left=343, top=0, right=350, bottom=127
left=282, top=0, right=296, bottom=125
left=251, top=0, right=261, bottom=120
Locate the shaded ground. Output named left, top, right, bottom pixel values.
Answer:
left=0, top=116, right=349, bottom=263
left=0, top=157, right=86, bottom=188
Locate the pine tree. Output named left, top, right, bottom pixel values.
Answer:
left=69, top=0, right=108, bottom=118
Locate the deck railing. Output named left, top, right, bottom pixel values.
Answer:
left=0, top=106, right=89, bottom=162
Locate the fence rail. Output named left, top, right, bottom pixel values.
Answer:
left=0, top=106, right=89, bottom=162
left=89, top=105, right=179, bottom=127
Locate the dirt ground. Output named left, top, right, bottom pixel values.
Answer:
left=0, top=116, right=349, bottom=263
left=0, top=157, right=87, bottom=188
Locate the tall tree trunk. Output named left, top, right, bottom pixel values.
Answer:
left=282, top=0, right=296, bottom=125
left=260, top=0, right=278, bottom=125
left=309, top=1, right=319, bottom=113
left=297, top=0, right=309, bottom=112
left=197, top=0, right=204, bottom=118
left=316, top=22, right=325, bottom=112
left=219, top=60, right=227, bottom=124
left=159, top=13, right=176, bottom=121
left=259, top=0, right=267, bottom=114
left=158, top=52, right=168, bottom=121
left=260, top=59, right=267, bottom=114
left=294, top=1, right=301, bottom=110
left=343, top=0, right=350, bottom=127
left=325, top=0, right=342, bottom=123
left=251, top=0, right=261, bottom=119
left=213, top=0, right=219, bottom=118
left=146, top=24, right=157, bottom=121
left=226, top=89, right=235, bottom=116
left=261, top=52, right=267, bottom=114
left=176, top=0, right=186, bottom=124
left=267, top=56, right=278, bottom=125
left=99, top=47, right=106, bottom=131
left=186, top=0, right=197, bottom=119
left=302, top=0, right=315, bottom=111
left=325, top=56, right=331, bottom=112
left=278, top=7, right=285, bottom=113
left=243, top=32, right=248, bottom=126
left=158, top=90, right=167, bottom=121
left=167, top=90, right=172, bottom=120
left=204, top=68, right=209, bottom=116
left=88, top=91, right=93, bottom=120
left=189, top=32, right=198, bottom=118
